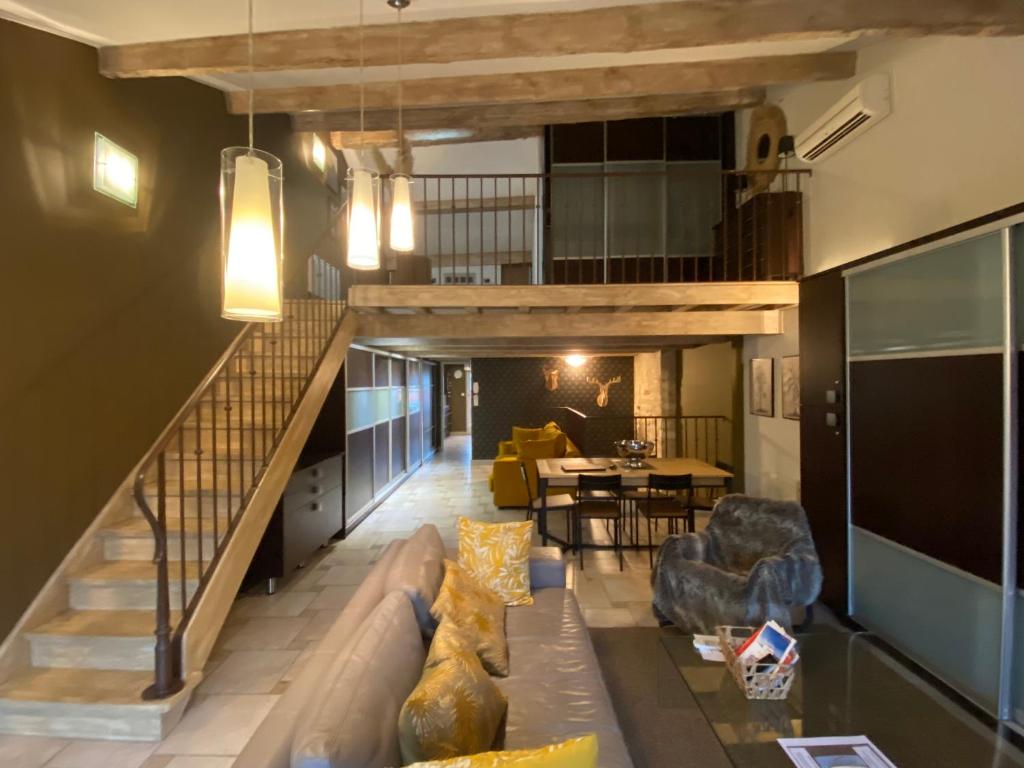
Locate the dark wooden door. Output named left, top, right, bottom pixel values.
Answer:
left=445, top=365, right=468, bottom=432
left=798, top=271, right=848, bottom=614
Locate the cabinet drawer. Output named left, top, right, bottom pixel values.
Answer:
left=284, top=455, right=341, bottom=510
left=283, top=486, right=343, bottom=572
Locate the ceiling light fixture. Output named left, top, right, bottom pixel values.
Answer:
left=346, top=0, right=382, bottom=270
left=387, top=0, right=415, bottom=253
left=220, top=0, right=284, bottom=321
left=565, top=354, right=588, bottom=368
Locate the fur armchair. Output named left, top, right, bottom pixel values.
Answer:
left=651, top=495, right=822, bottom=633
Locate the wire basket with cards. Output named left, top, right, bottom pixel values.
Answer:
left=716, top=621, right=799, bottom=700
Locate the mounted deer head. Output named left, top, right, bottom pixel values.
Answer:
left=587, top=376, right=622, bottom=408
left=542, top=364, right=561, bottom=392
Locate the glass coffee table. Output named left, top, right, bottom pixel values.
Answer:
left=660, top=624, right=1024, bottom=768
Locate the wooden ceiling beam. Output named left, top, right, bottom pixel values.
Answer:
left=358, top=310, right=782, bottom=339
left=228, top=53, right=854, bottom=115
left=99, top=0, right=1024, bottom=78
left=302, top=90, right=764, bottom=133
left=348, top=282, right=800, bottom=309
left=330, top=127, right=542, bottom=149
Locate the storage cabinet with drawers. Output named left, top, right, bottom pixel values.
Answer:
left=246, top=452, right=344, bottom=591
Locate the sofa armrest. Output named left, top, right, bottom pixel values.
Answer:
left=529, top=547, right=566, bottom=590
left=497, top=440, right=518, bottom=458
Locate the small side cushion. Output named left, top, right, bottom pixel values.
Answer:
left=457, top=517, right=534, bottom=607
left=516, top=437, right=557, bottom=460
left=385, top=524, right=445, bottom=636
left=291, top=591, right=426, bottom=768
left=403, top=734, right=598, bottom=768
left=431, top=560, right=508, bottom=677
left=398, top=644, right=507, bottom=764
left=528, top=547, right=567, bottom=591
left=511, top=426, right=543, bottom=447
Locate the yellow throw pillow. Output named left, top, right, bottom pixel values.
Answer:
left=404, top=734, right=599, bottom=768
left=457, top=517, right=534, bottom=607
left=516, top=437, right=557, bottom=460
left=426, top=619, right=477, bottom=669
left=512, top=426, right=543, bottom=446
left=431, top=560, right=509, bottom=677
left=398, top=649, right=508, bottom=765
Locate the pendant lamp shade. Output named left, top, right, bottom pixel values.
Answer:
left=389, top=174, right=415, bottom=252
left=347, top=168, right=381, bottom=270
left=220, top=147, right=284, bottom=321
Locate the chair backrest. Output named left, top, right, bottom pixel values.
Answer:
left=519, top=461, right=536, bottom=507
left=706, top=494, right=817, bottom=572
left=647, top=473, right=693, bottom=494
left=578, top=473, right=622, bottom=493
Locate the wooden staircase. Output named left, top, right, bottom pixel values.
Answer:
left=0, top=298, right=354, bottom=740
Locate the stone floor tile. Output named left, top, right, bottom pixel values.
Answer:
left=0, top=735, right=67, bottom=768
left=154, top=695, right=277, bottom=756
left=47, top=739, right=156, bottom=768
left=197, top=650, right=300, bottom=694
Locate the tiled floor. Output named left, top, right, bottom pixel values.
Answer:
left=5, top=435, right=677, bottom=767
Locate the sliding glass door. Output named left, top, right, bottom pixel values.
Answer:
left=845, top=222, right=1021, bottom=722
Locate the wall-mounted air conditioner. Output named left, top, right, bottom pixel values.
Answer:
left=795, top=74, right=891, bottom=163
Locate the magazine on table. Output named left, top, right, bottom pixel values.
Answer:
left=778, top=736, right=897, bottom=768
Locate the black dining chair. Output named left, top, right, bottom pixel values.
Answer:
left=573, top=473, right=624, bottom=571
left=520, top=462, right=575, bottom=542
left=638, top=473, right=694, bottom=567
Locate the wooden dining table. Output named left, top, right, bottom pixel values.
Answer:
left=534, top=457, right=734, bottom=549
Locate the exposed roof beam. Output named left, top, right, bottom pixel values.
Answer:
left=98, top=0, right=1024, bottom=78
left=331, top=127, right=542, bottom=149
left=303, top=90, right=764, bottom=133
left=228, top=54, right=854, bottom=115
left=358, top=310, right=782, bottom=339
left=348, top=283, right=800, bottom=310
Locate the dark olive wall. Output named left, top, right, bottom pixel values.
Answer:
left=470, top=357, right=635, bottom=459
left=0, top=20, right=336, bottom=638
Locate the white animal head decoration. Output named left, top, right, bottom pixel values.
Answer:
left=586, top=376, right=622, bottom=408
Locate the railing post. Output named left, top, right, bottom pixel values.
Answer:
left=142, top=452, right=184, bottom=700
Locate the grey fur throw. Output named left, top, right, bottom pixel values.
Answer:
left=651, top=494, right=822, bottom=633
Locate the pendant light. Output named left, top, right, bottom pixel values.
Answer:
left=221, top=0, right=284, bottom=321
left=346, top=0, right=382, bottom=270
left=387, top=0, right=415, bottom=253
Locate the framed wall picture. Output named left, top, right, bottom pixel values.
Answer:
left=750, top=357, right=775, bottom=417
left=781, top=355, right=800, bottom=420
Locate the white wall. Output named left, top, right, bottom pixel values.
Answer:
left=408, top=137, right=544, bottom=175
left=765, top=36, right=1024, bottom=275
left=743, top=307, right=800, bottom=500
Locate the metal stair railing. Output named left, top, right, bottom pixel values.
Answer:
left=131, top=260, right=345, bottom=698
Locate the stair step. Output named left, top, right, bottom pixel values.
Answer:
left=70, top=562, right=200, bottom=611
left=139, top=491, right=245, bottom=518
left=101, top=516, right=226, bottom=561
left=144, top=462, right=265, bottom=495
left=185, top=401, right=289, bottom=429
left=231, top=356, right=321, bottom=376
left=25, top=610, right=177, bottom=671
left=0, top=668, right=188, bottom=740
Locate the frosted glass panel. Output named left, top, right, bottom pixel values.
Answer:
left=408, top=386, right=421, bottom=414
left=373, top=389, right=390, bottom=423
left=848, top=232, right=1003, bottom=356
left=608, top=161, right=663, bottom=257
left=346, top=389, right=375, bottom=433
left=1014, top=590, right=1024, bottom=726
left=391, top=387, right=406, bottom=418
left=851, top=527, right=1002, bottom=712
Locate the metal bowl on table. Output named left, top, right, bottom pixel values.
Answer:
left=613, top=439, right=655, bottom=469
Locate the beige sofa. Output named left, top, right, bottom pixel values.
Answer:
left=235, top=525, right=633, bottom=768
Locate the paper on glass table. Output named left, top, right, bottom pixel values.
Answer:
left=778, top=736, right=897, bottom=768
left=692, top=634, right=725, bottom=662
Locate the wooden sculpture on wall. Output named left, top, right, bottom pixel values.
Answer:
left=543, top=364, right=561, bottom=392
left=587, top=376, right=621, bottom=408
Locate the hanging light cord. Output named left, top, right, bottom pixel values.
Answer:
left=397, top=7, right=403, bottom=157
left=247, top=0, right=254, bottom=152
left=359, top=0, right=366, bottom=137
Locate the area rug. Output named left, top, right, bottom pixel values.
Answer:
left=589, top=627, right=731, bottom=768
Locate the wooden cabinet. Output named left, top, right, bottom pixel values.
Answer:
left=246, top=453, right=344, bottom=590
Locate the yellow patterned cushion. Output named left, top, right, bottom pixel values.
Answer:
left=404, top=734, right=599, bottom=768
left=398, top=648, right=507, bottom=764
left=457, top=517, right=534, bottom=607
left=431, top=560, right=509, bottom=676
left=426, top=619, right=477, bottom=669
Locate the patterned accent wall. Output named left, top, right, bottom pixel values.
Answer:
left=471, top=356, right=634, bottom=459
